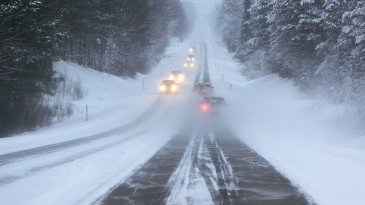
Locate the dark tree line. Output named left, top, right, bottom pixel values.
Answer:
left=0, top=0, right=189, bottom=137
left=218, top=0, right=365, bottom=112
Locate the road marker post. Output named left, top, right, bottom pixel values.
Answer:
left=85, top=104, right=88, bottom=121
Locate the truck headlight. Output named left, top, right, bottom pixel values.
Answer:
left=178, top=74, right=185, bottom=81
left=160, top=85, right=166, bottom=92
left=171, top=84, right=178, bottom=92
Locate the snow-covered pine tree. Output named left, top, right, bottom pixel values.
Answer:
left=218, top=0, right=244, bottom=53
left=238, top=0, right=271, bottom=68
left=218, top=0, right=365, bottom=114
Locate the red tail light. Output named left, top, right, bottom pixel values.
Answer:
left=201, top=103, right=209, bottom=112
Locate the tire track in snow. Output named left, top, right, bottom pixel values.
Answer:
left=202, top=131, right=237, bottom=204
left=166, top=130, right=215, bottom=205
left=166, top=129, right=238, bottom=205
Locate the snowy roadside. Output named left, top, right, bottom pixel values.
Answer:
left=0, top=39, right=191, bottom=155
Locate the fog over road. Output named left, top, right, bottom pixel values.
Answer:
left=96, top=44, right=312, bottom=205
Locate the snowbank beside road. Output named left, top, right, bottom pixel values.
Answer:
left=225, top=76, right=365, bottom=205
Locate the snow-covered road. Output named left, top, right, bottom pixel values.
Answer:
left=1, top=0, right=365, bottom=204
